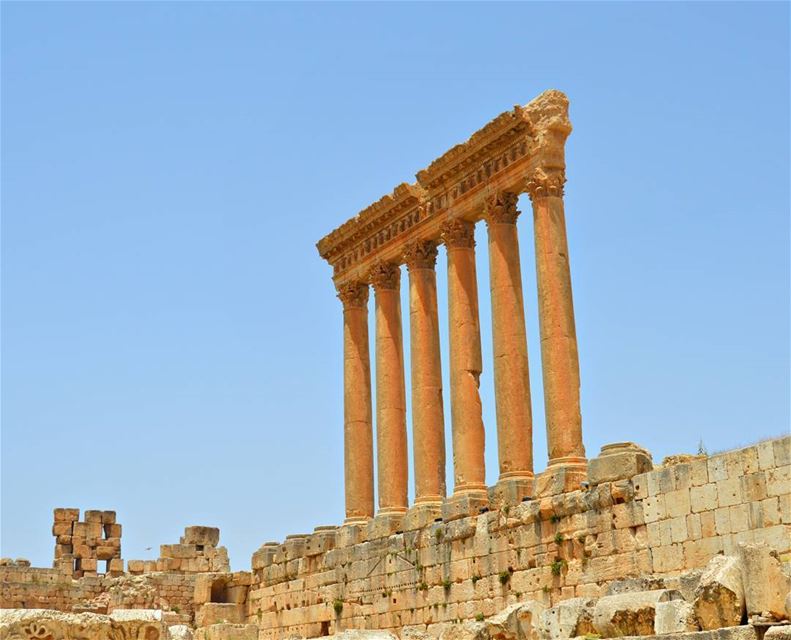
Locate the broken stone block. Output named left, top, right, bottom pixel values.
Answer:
left=668, top=567, right=702, bottom=602
left=539, top=597, right=596, bottom=640
left=333, top=632, right=399, bottom=640
left=485, top=601, right=545, bottom=640
left=439, top=621, right=487, bottom=640
left=588, top=442, right=653, bottom=486
left=170, top=625, right=194, bottom=640
left=737, top=542, right=791, bottom=620
left=655, top=600, right=698, bottom=634
left=0, top=608, right=167, bottom=640
left=693, top=554, right=746, bottom=630
left=182, top=526, right=220, bottom=547
left=593, top=589, right=684, bottom=637
left=765, top=626, right=791, bottom=640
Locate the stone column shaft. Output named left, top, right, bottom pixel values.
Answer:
left=338, top=282, right=374, bottom=523
left=442, top=219, right=487, bottom=498
left=370, top=261, right=409, bottom=515
left=527, top=169, right=585, bottom=468
left=404, top=241, right=446, bottom=506
left=486, top=192, right=534, bottom=485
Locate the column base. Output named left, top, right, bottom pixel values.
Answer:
left=535, top=458, right=587, bottom=497
left=338, top=520, right=369, bottom=547
left=366, top=510, right=406, bottom=539
left=489, top=475, right=535, bottom=510
left=402, top=501, right=443, bottom=531
left=441, top=488, right=490, bottom=522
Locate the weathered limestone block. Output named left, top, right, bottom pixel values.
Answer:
left=737, top=542, right=791, bottom=620
left=588, top=443, right=653, bottom=487
left=693, top=555, right=746, bottom=630
left=593, top=589, right=683, bottom=637
left=439, top=621, right=488, bottom=640
left=332, top=632, right=399, bottom=640
left=765, top=626, right=791, bottom=640
left=169, top=625, right=194, bottom=640
left=193, top=624, right=257, bottom=640
left=484, top=601, right=545, bottom=640
left=182, top=527, right=220, bottom=548
left=677, top=569, right=704, bottom=603
left=654, top=600, right=698, bottom=634
left=196, top=604, right=243, bottom=627
left=54, top=508, right=80, bottom=522
left=0, top=608, right=167, bottom=640
left=538, top=597, right=595, bottom=640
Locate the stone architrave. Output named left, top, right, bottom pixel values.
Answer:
left=337, top=281, right=374, bottom=524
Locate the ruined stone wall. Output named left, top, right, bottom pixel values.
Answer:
left=246, top=437, right=790, bottom=640
left=0, top=565, right=198, bottom=618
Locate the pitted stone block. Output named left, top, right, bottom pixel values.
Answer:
left=588, top=442, right=653, bottom=487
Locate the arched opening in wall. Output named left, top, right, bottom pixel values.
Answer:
left=210, top=579, right=229, bottom=603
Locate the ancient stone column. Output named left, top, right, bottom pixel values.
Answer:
left=337, top=281, right=375, bottom=524
left=403, top=240, right=445, bottom=527
left=526, top=168, right=586, bottom=495
left=369, top=261, right=409, bottom=525
left=485, top=192, right=534, bottom=504
left=440, top=219, right=489, bottom=519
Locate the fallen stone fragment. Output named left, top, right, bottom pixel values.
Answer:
left=765, top=626, right=791, bottom=640
left=737, top=542, right=791, bottom=620
left=486, top=601, right=545, bottom=640
left=693, top=555, right=746, bottom=630
left=593, top=589, right=684, bottom=637
left=654, top=600, right=698, bottom=634
left=170, top=625, right=194, bottom=640
left=539, top=597, right=596, bottom=640
left=439, top=621, right=488, bottom=640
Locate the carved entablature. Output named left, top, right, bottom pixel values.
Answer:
left=316, top=89, right=572, bottom=284
left=317, top=183, right=425, bottom=281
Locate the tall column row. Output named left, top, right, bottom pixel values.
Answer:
left=337, top=181, right=586, bottom=525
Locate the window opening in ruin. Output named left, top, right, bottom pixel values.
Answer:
left=196, top=545, right=204, bottom=552
left=210, top=579, right=229, bottom=603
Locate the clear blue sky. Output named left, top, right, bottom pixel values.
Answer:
left=2, top=2, right=788, bottom=571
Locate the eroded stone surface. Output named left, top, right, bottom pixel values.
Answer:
left=694, top=556, right=745, bottom=631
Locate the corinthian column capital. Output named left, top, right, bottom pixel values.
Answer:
left=368, top=260, right=401, bottom=291
left=485, top=191, right=520, bottom=225
left=525, top=167, right=566, bottom=201
left=403, top=240, right=438, bottom=271
left=337, top=281, right=369, bottom=309
left=440, top=218, right=475, bottom=249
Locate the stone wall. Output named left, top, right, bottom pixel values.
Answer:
left=246, top=436, right=790, bottom=639
left=0, top=565, right=198, bottom=618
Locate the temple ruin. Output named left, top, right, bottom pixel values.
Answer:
left=2, top=89, right=789, bottom=640
left=316, top=89, right=584, bottom=530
